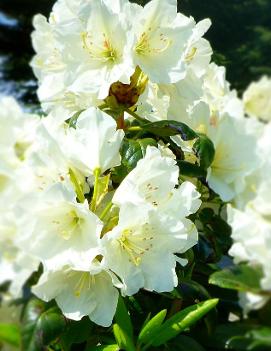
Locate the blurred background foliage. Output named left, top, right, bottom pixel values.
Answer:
left=0, top=0, right=271, bottom=109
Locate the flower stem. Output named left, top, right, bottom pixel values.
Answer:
left=117, top=113, right=125, bottom=129
left=90, top=168, right=101, bottom=212
left=100, top=201, right=113, bottom=221
left=123, top=108, right=148, bottom=124
left=69, top=168, right=85, bottom=203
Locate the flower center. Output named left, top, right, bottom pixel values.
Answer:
left=135, top=28, right=172, bottom=56
left=14, top=141, right=31, bottom=161
left=118, top=227, right=154, bottom=266
left=73, top=272, right=94, bottom=297
left=185, top=47, right=197, bottom=62
left=52, top=210, right=83, bottom=240
left=81, top=32, right=118, bottom=63
left=144, top=182, right=160, bottom=206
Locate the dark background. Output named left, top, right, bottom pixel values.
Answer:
left=0, top=0, right=270, bottom=109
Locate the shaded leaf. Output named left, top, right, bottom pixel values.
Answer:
left=61, top=317, right=93, bottom=349
left=142, top=120, right=198, bottom=140
left=177, top=160, right=206, bottom=178
left=209, top=264, right=263, bottom=293
left=207, top=323, right=271, bottom=351
left=169, top=334, right=206, bottom=351
left=21, top=299, right=66, bottom=351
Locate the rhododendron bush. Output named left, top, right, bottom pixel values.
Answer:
left=0, top=0, right=271, bottom=350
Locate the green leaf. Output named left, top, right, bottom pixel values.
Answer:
left=138, top=309, right=167, bottom=344
left=114, top=296, right=134, bottom=341
left=209, top=264, right=263, bottom=293
left=242, top=328, right=271, bottom=350
left=21, top=299, right=66, bottom=351
left=193, top=134, right=215, bottom=170
left=86, top=345, right=120, bottom=351
left=169, top=335, right=206, bottom=351
left=113, top=324, right=136, bottom=351
left=61, top=317, right=93, bottom=349
left=208, top=323, right=271, bottom=351
left=120, top=138, right=157, bottom=172
left=177, top=161, right=206, bottom=178
left=142, top=120, right=198, bottom=140
left=0, top=323, right=20, bottom=347
left=68, top=109, right=84, bottom=128
left=148, top=299, right=219, bottom=347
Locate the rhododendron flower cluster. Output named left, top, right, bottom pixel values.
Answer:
left=1, top=0, right=271, bottom=338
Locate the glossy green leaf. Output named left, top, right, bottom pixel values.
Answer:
left=120, top=138, right=157, bottom=172
left=114, top=296, right=133, bottom=341
left=21, top=299, right=66, bottom=351
left=0, top=323, right=20, bottom=347
left=138, top=309, right=167, bottom=344
left=113, top=324, right=136, bottom=351
left=209, top=264, right=263, bottom=293
left=177, top=160, right=206, bottom=178
left=149, top=299, right=219, bottom=347
left=142, top=120, right=198, bottom=140
left=193, top=134, right=215, bottom=170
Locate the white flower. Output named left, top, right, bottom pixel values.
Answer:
left=0, top=97, right=40, bottom=165
left=228, top=205, right=271, bottom=292
left=102, top=203, right=199, bottom=295
left=161, top=69, right=204, bottom=120
left=203, top=63, right=244, bottom=119
left=32, top=261, right=119, bottom=327
left=0, top=245, right=39, bottom=298
left=63, top=107, right=124, bottom=177
left=131, top=0, right=194, bottom=83
left=184, top=19, right=212, bottom=78
left=107, top=147, right=201, bottom=295
left=113, top=146, right=179, bottom=207
left=18, top=182, right=103, bottom=270
left=169, top=101, right=260, bottom=202
left=31, top=0, right=134, bottom=113
left=238, top=292, right=269, bottom=315
left=0, top=209, right=39, bottom=298
left=113, top=146, right=201, bottom=212
left=206, top=114, right=259, bottom=202
left=230, top=122, right=271, bottom=208
left=243, top=76, right=271, bottom=121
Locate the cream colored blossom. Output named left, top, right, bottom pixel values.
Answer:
left=243, top=76, right=271, bottom=121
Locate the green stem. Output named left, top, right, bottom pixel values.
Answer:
left=123, top=108, right=148, bottom=124
left=99, top=103, right=109, bottom=110
left=69, top=168, right=85, bottom=203
left=90, top=168, right=101, bottom=212
left=100, top=201, right=113, bottom=221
